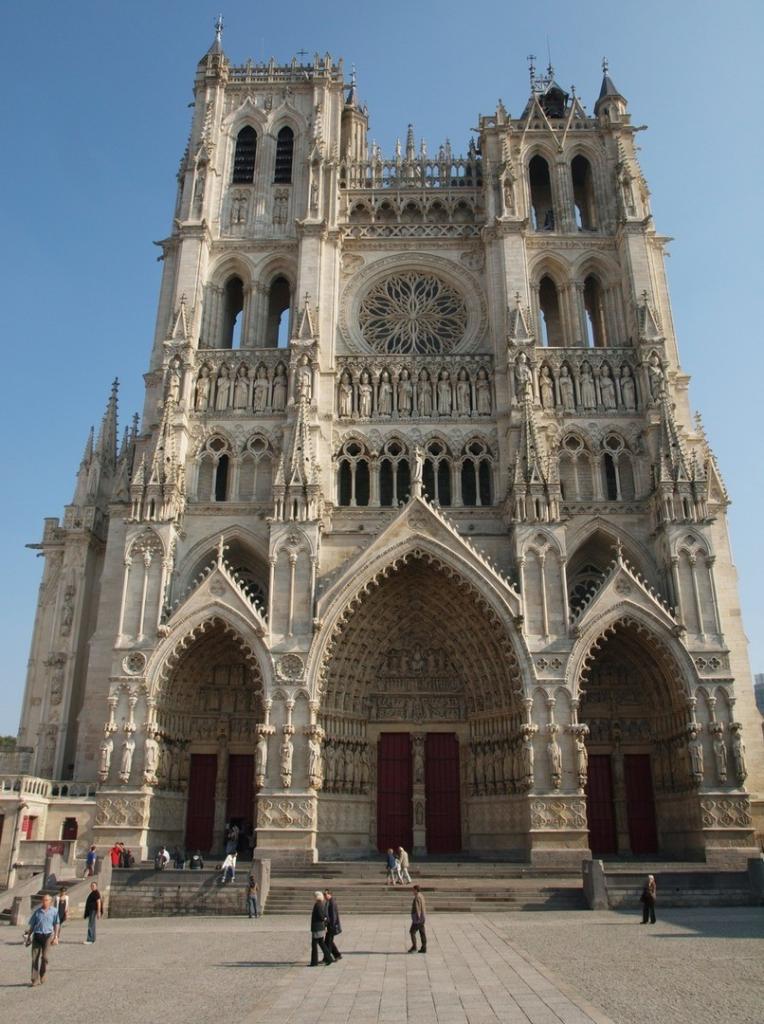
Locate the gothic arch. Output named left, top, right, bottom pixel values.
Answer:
left=145, top=606, right=273, bottom=699
left=207, top=254, right=255, bottom=292
left=566, top=519, right=657, bottom=585
left=529, top=254, right=569, bottom=288
left=309, top=534, right=529, bottom=703
left=174, top=526, right=270, bottom=602
left=566, top=606, right=696, bottom=703
left=126, top=528, right=166, bottom=559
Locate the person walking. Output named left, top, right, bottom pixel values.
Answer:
left=408, top=884, right=427, bottom=953
left=84, top=844, right=97, bottom=877
left=54, top=886, right=69, bottom=941
left=246, top=875, right=259, bottom=918
left=397, top=846, right=412, bottom=884
left=309, top=891, right=333, bottom=966
left=385, top=848, right=398, bottom=886
left=323, top=888, right=342, bottom=960
left=24, top=894, right=60, bottom=985
left=83, top=882, right=102, bottom=944
left=640, top=874, right=657, bottom=924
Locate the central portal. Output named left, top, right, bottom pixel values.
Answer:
left=317, top=555, right=522, bottom=859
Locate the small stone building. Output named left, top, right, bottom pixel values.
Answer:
left=2, top=28, right=762, bottom=874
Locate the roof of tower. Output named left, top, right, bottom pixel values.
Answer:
left=198, top=15, right=227, bottom=67
left=594, top=59, right=626, bottom=114
left=345, top=65, right=359, bottom=108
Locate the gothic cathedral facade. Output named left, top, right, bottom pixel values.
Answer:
left=6, top=31, right=763, bottom=870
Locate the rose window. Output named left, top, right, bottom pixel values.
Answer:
left=358, top=273, right=468, bottom=355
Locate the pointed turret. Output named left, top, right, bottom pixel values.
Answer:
left=198, top=14, right=228, bottom=69
left=594, top=59, right=628, bottom=120
left=95, top=378, right=119, bottom=471
left=405, top=124, right=416, bottom=162
left=341, top=65, right=368, bottom=161
left=71, top=426, right=94, bottom=505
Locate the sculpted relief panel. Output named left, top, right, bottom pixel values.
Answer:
left=366, top=643, right=465, bottom=723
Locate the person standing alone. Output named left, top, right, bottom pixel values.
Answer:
left=24, top=893, right=59, bottom=985
left=408, top=884, right=427, bottom=953
left=640, top=874, right=657, bottom=924
left=246, top=874, right=259, bottom=918
left=84, top=882, right=102, bottom=944
left=323, top=888, right=342, bottom=960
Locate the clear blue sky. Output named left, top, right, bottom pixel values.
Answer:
left=2, top=0, right=762, bottom=734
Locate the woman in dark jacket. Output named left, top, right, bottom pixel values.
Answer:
left=323, top=888, right=342, bottom=960
left=640, top=874, right=657, bottom=924
left=310, top=891, right=333, bottom=966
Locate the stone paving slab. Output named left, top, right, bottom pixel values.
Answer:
left=1, top=908, right=761, bottom=1023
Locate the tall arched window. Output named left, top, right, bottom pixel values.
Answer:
left=196, top=437, right=232, bottom=502
left=265, top=277, right=291, bottom=347
left=222, top=276, right=244, bottom=348
left=529, top=155, right=554, bottom=231
left=232, top=126, right=257, bottom=184
left=274, top=127, right=295, bottom=184
left=571, top=155, right=597, bottom=230
left=423, top=440, right=452, bottom=506
left=337, top=441, right=370, bottom=507
left=461, top=440, right=493, bottom=507
left=583, top=275, right=608, bottom=348
left=558, top=435, right=593, bottom=501
left=538, top=275, right=564, bottom=347
left=379, top=439, right=410, bottom=506
left=238, top=436, right=273, bottom=502
left=602, top=435, right=635, bottom=501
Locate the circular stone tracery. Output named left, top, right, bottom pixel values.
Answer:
left=358, top=273, right=468, bottom=355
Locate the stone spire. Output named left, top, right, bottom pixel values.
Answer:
left=95, top=378, right=119, bottom=471
left=594, top=58, right=627, bottom=117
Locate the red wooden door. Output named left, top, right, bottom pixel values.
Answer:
left=226, top=754, right=255, bottom=852
left=185, top=754, right=217, bottom=853
left=425, top=733, right=461, bottom=854
left=377, top=733, right=412, bottom=852
left=624, top=754, right=658, bottom=854
left=586, top=754, right=617, bottom=855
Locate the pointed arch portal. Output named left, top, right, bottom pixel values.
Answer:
left=316, top=553, right=525, bottom=857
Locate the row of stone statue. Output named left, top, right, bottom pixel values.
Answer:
left=466, top=728, right=589, bottom=796
left=337, top=365, right=492, bottom=419
left=98, top=726, right=161, bottom=786
left=320, top=740, right=372, bottom=794
left=687, top=722, right=746, bottom=787
left=513, top=352, right=649, bottom=412
left=194, top=362, right=290, bottom=414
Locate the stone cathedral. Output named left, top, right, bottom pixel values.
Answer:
left=4, top=26, right=763, bottom=872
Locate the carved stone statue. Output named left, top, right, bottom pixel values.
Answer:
left=539, top=365, right=554, bottom=409
left=195, top=366, right=211, bottom=412
left=338, top=371, right=353, bottom=418
left=647, top=354, right=665, bottom=401
left=687, top=728, right=704, bottom=782
left=397, top=368, right=413, bottom=416
left=455, top=369, right=471, bottom=415
left=60, top=586, right=75, bottom=636
left=215, top=364, right=231, bottom=411
left=378, top=371, right=393, bottom=416
left=143, top=730, right=159, bottom=784
left=600, top=365, right=617, bottom=410
left=308, top=736, right=323, bottom=790
left=412, top=736, right=425, bottom=784
left=514, top=352, right=533, bottom=401
left=98, top=734, right=113, bottom=780
left=580, top=364, right=596, bottom=410
left=417, top=369, right=433, bottom=417
left=119, top=734, right=135, bottom=783
left=254, top=729, right=268, bottom=786
left=296, top=354, right=312, bottom=402
left=620, top=364, right=637, bottom=410
left=166, top=357, right=182, bottom=404
left=272, top=365, right=287, bottom=412
left=712, top=729, right=727, bottom=783
left=559, top=365, right=575, bottom=412
left=437, top=370, right=452, bottom=415
left=360, top=746, right=370, bottom=792
left=280, top=734, right=293, bottom=788
left=547, top=732, right=562, bottom=789
left=358, top=371, right=373, bottom=418
left=233, top=365, right=249, bottom=409
left=574, top=736, right=588, bottom=788
left=253, top=366, right=269, bottom=413
left=411, top=444, right=424, bottom=495
left=731, top=726, right=747, bottom=786
left=475, top=368, right=491, bottom=415
left=519, top=734, right=534, bottom=788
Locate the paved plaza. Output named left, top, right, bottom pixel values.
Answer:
left=0, top=909, right=762, bottom=1024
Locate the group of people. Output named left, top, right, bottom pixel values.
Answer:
left=310, top=883, right=427, bottom=964
left=384, top=846, right=413, bottom=885
left=109, top=841, right=135, bottom=869
left=23, top=882, right=103, bottom=985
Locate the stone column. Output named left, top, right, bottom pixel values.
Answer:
left=412, top=733, right=426, bottom=856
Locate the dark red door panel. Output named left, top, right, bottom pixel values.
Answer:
left=377, top=733, right=412, bottom=852
left=586, top=754, right=617, bottom=855
left=425, top=733, right=461, bottom=854
left=186, top=754, right=217, bottom=853
left=226, top=754, right=255, bottom=852
left=624, top=754, right=658, bottom=854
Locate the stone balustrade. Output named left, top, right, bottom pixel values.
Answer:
left=335, top=354, right=494, bottom=421
left=340, top=157, right=482, bottom=190
left=0, top=774, right=52, bottom=798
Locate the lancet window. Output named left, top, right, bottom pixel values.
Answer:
left=265, top=277, right=292, bottom=348
left=460, top=440, right=493, bottom=506
left=601, top=434, right=635, bottom=501
left=528, top=155, right=555, bottom=231
left=571, top=155, right=598, bottom=230
left=538, top=275, right=565, bottom=347
left=232, top=126, right=257, bottom=184
left=379, top=439, right=411, bottom=506
left=274, top=127, right=294, bottom=184
left=558, top=435, right=594, bottom=502
left=337, top=440, right=371, bottom=507
left=422, top=440, right=452, bottom=506
left=196, top=436, right=232, bottom=502
left=238, top=436, right=274, bottom=502
left=583, top=275, right=608, bottom=348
